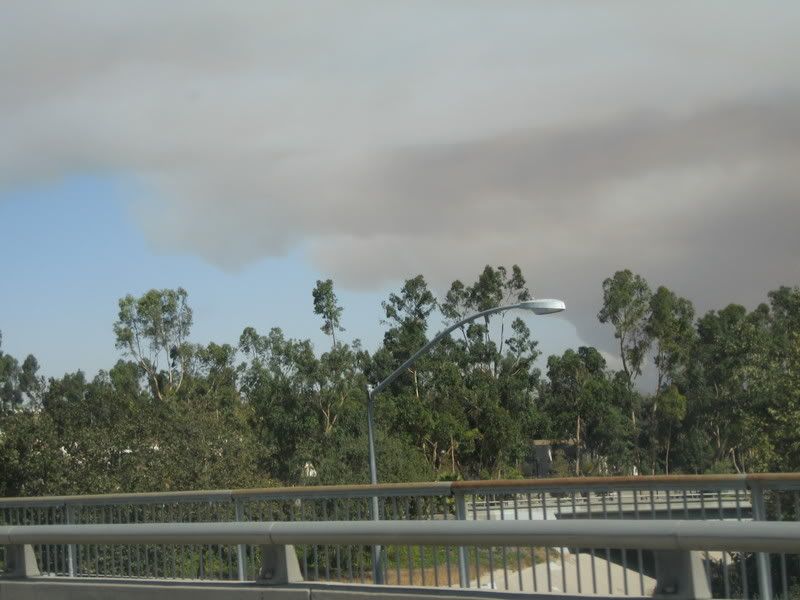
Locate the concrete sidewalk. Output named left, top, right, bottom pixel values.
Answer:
left=472, top=550, right=656, bottom=596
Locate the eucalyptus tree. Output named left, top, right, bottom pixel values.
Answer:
left=655, top=385, right=687, bottom=474
left=434, top=266, right=543, bottom=477
left=315, top=340, right=367, bottom=436
left=113, top=288, right=193, bottom=401
left=238, top=326, right=319, bottom=483
left=0, top=407, right=62, bottom=496
left=441, top=264, right=531, bottom=376
left=373, top=275, right=447, bottom=472
left=0, top=338, right=60, bottom=495
left=646, top=286, right=695, bottom=394
left=0, top=332, right=43, bottom=410
left=378, top=274, right=438, bottom=399
left=544, top=347, right=632, bottom=475
left=312, top=279, right=345, bottom=348
left=685, top=303, right=773, bottom=473
left=598, top=270, right=652, bottom=384
left=643, top=286, right=695, bottom=472
left=764, top=286, right=800, bottom=470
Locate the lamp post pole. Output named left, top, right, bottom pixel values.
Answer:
left=364, top=298, right=565, bottom=584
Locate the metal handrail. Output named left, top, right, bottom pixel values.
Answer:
left=3, top=473, right=799, bottom=508
left=2, top=520, right=800, bottom=553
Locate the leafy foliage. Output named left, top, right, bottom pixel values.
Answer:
left=2, top=271, right=800, bottom=498
left=113, top=288, right=193, bottom=400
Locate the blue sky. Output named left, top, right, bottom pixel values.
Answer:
left=0, top=175, right=580, bottom=377
left=0, top=175, right=385, bottom=374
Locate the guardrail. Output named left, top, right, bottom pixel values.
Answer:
left=3, top=519, right=800, bottom=600
left=2, top=474, right=800, bottom=599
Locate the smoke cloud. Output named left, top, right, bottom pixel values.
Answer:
left=2, top=1, right=799, bottom=348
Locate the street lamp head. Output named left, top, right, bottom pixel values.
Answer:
left=517, top=298, right=566, bottom=315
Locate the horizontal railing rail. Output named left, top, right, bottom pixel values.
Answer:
left=3, top=520, right=800, bottom=553
left=3, top=473, right=800, bottom=508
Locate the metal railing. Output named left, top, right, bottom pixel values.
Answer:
left=3, top=519, right=800, bottom=600
left=2, top=474, right=800, bottom=599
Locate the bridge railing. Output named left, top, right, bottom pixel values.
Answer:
left=2, top=474, right=800, bottom=599
left=2, top=519, right=800, bottom=600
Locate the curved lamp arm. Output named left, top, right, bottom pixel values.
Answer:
left=370, top=305, right=507, bottom=398
left=369, top=298, right=565, bottom=398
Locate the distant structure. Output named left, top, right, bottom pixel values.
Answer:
left=523, top=439, right=577, bottom=477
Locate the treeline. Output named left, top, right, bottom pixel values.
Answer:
left=1, top=266, right=799, bottom=497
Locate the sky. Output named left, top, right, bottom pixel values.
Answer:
left=2, top=2, right=799, bottom=379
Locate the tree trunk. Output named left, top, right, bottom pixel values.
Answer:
left=620, top=337, right=630, bottom=381
left=730, top=447, right=742, bottom=474
left=496, top=315, right=506, bottom=378
left=664, top=423, right=672, bottom=475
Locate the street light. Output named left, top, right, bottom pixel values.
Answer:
left=365, top=298, right=565, bottom=583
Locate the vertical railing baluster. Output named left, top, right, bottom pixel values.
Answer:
left=485, top=493, right=495, bottom=590
left=775, top=493, right=788, bottom=600
left=215, top=503, right=224, bottom=580
left=169, top=504, right=176, bottom=580
left=498, top=493, right=508, bottom=591
left=600, top=491, right=612, bottom=595
left=735, top=489, right=749, bottom=600
left=403, top=497, right=412, bottom=585
left=390, top=497, right=399, bottom=585
left=572, top=491, right=582, bottom=595
left=105, top=506, right=114, bottom=577
left=40, top=508, right=51, bottom=575
left=587, top=491, right=597, bottom=595
left=455, top=491, right=469, bottom=588
left=513, top=495, right=523, bottom=591
left=176, top=503, right=183, bottom=580
left=356, top=503, right=368, bottom=583
left=416, top=497, right=426, bottom=588
left=699, top=491, right=711, bottom=585
left=334, top=500, right=343, bottom=584
left=472, top=495, right=480, bottom=590
left=346, top=499, right=354, bottom=583
left=751, top=484, right=773, bottom=600
left=66, top=504, right=77, bottom=577
left=634, top=488, right=644, bottom=596
left=441, top=497, right=451, bottom=588
left=718, top=490, right=731, bottom=600
left=527, top=492, right=538, bottom=593
left=617, top=490, right=628, bottom=596
left=94, top=507, right=101, bottom=577
left=312, top=499, right=320, bottom=582
left=322, top=500, right=331, bottom=582
left=555, top=493, right=566, bottom=593
left=542, top=491, right=552, bottom=593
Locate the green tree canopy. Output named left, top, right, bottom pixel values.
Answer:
left=113, top=288, right=193, bottom=400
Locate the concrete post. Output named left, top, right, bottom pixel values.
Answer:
left=653, top=550, right=711, bottom=600
left=454, top=492, right=469, bottom=588
left=751, top=484, right=774, bottom=600
left=3, top=545, right=41, bottom=578
left=257, top=545, right=303, bottom=585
